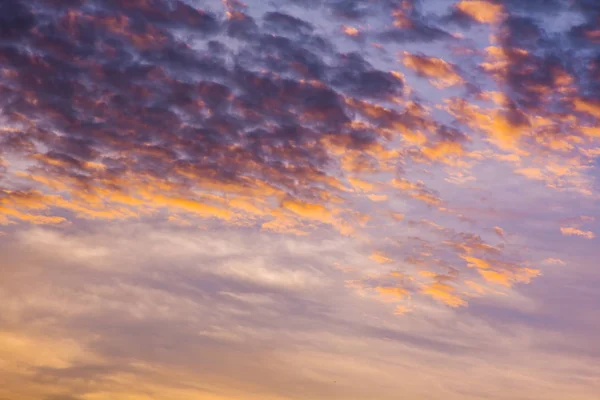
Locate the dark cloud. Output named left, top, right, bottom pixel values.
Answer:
left=378, top=22, right=450, bottom=44
left=263, top=11, right=315, bottom=36
left=476, top=8, right=600, bottom=114
left=443, top=8, right=478, bottom=28
left=0, top=0, right=36, bottom=39
left=2, top=0, right=426, bottom=206
left=237, top=33, right=328, bottom=79
left=0, top=0, right=596, bottom=237
left=328, top=0, right=372, bottom=20
left=492, top=0, right=565, bottom=13
left=331, top=52, right=404, bottom=99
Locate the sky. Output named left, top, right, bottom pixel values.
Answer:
left=0, top=0, right=599, bottom=399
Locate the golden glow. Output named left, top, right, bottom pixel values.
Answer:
left=456, top=0, right=505, bottom=24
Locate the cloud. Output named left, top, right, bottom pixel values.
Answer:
left=1, top=0, right=600, bottom=398
left=376, top=286, right=410, bottom=299
left=560, top=227, right=595, bottom=239
left=370, top=251, right=394, bottom=264
left=454, top=0, right=505, bottom=24
left=402, top=52, right=464, bottom=88
left=543, top=258, right=566, bottom=266
left=494, top=226, right=505, bottom=238
left=421, top=281, right=466, bottom=308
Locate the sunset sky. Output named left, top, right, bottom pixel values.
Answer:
left=1, top=0, right=600, bottom=399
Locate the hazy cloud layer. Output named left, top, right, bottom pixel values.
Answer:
left=1, top=0, right=599, bottom=399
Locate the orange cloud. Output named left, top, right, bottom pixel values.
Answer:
left=281, top=198, right=354, bottom=235
left=462, top=255, right=492, bottom=270
left=411, top=192, right=443, bottom=206
left=462, top=254, right=540, bottom=287
left=167, top=215, right=192, bottom=226
left=574, top=97, right=600, bottom=119
left=421, top=282, right=466, bottom=307
left=543, top=258, right=566, bottom=266
left=515, top=167, right=545, bottom=181
left=446, top=98, right=530, bottom=153
left=421, top=141, right=465, bottom=162
left=560, top=227, right=595, bottom=239
left=390, top=212, right=405, bottom=221
left=455, top=0, right=505, bottom=24
left=0, top=206, right=66, bottom=225
left=261, top=214, right=309, bottom=236
left=478, top=268, right=540, bottom=287
left=348, top=177, right=375, bottom=192
left=343, top=26, right=360, bottom=36
left=141, top=195, right=233, bottom=220
left=402, top=52, right=464, bottom=88
left=367, top=194, right=388, bottom=202
left=391, top=178, right=443, bottom=206
left=6, top=171, right=252, bottom=224
left=0, top=190, right=67, bottom=225
left=494, top=226, right=505, bottom=238
left=228, top=197, right=266, bottom=216
left=480, top=46, right=528, bottom=84
left=281, top=198, right=333, bottom=222
left=370, top=251, right=394, bottom=264
left=375, top=286, right=410, bottom=299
